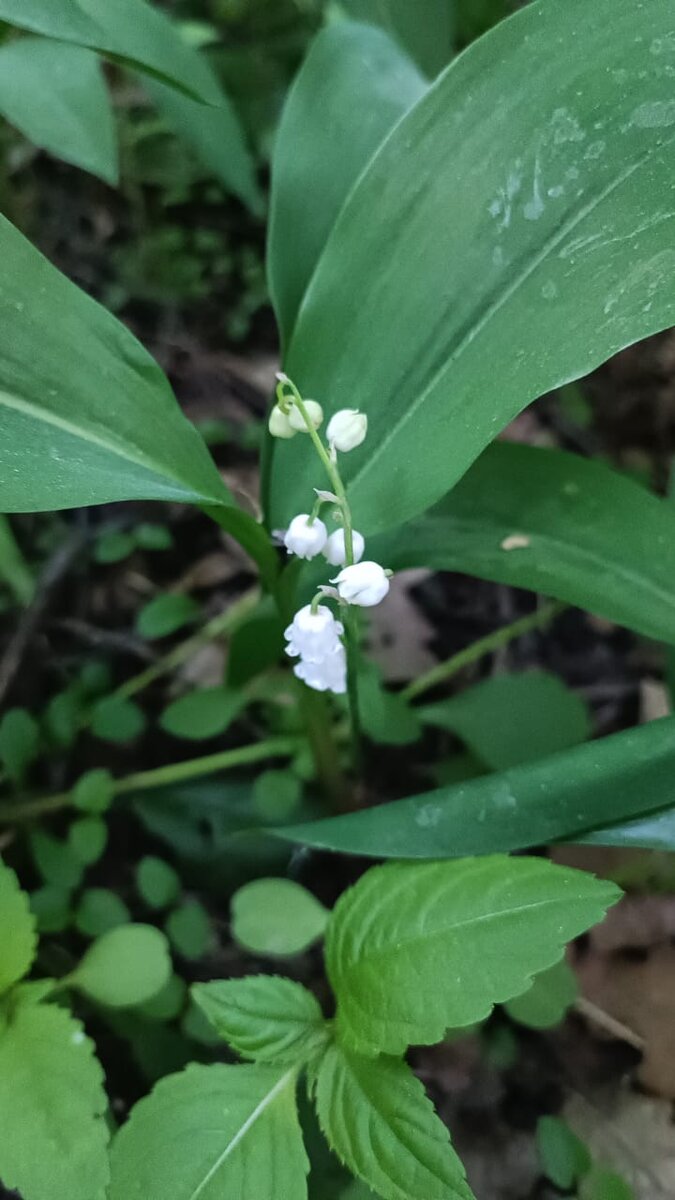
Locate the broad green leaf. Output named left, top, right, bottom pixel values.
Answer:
left=311, top=1042, right=473, bottom=1200
left=279, top=716, right=675, bottom=859
left=536, top=1116, right=591, bottom=1191
left=0, top=860, right=36, bottom=992
left=371, top=443, right=675, bottom=645
left=0, top=706, right=40, bottom=784
left=268, top=21, right=425, bottom=351
left=338, top=0, right=455, bottom=76
left=194, top=975, right=328, bottom=1064
left=160, top=686, right=244, bottom=741
left=165, top=900, right=212, bottom=961
left=504, top=958, right=578, bottom=1029
left=71, top=924, right=171, bottom=1007
left=420, top=671, right=590, bottom=770
left=144, top=76, right=262, bottom=215
left=232, top=878, right=329, bottom=957
left=109, top=1062, right=309, bottom=1200
left=360, top=664, right=422, bottom=746
left=0, top=1001, right=109, bottom=1200
left=75, top=888, right=131, bottom=938
left=0, top=0, right=221, bottom=103
left=269, top=0, right=675, bottom=534
left=226, top=606, right=285, bottom=688
left=0, top=216, right=230, bottom=511
left=325, top=857, right=618, bottom=1054
left=137, top=593, right=200, bottom=639
left=576, top=806, right=675, bottom=851
left=136, top=856, right=181, bottom=910
left=0, top=37, right=117, bottom=182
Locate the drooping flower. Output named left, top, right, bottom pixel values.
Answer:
left=326, top=408, right=368, bottom=452
left=288, top=399, right=324, bottom=433
left=323, top=528, right=365, bottom=567
left=268, top=405, right=296, bottom=439
left=283, top=515, right=328, bottom=560
left=284, top=604, right=344, bottom=663
left=333, top=561, right=390, bottom=607
left=294, top=645, right=347, bottom=694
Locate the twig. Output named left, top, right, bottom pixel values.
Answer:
left=574, top=996, right=646, bottom=1052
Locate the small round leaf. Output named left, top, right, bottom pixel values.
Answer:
left=231, top=879, right=329, bottom=957
left=71, top=924, right=172, bottom=1008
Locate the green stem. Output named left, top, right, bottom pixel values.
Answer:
left=0, top=737, right=298, bottom=825
left=402, top=600, right=566, bottom=702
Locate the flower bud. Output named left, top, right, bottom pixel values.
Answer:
left=323, top=528, right=365, bottom=567
left=268, top=405, right=296, bottom=439
left=326, top=409, right=368, bottom=452
left=294, top=647, right=347, bottom=695
left=283, top=515, right=327, bottom=560
left=288, top=399, right=324, bottom=433
left=333, top=561, right=390, bottom=607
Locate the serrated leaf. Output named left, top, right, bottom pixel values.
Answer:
left=232, top=878, right=329, bottom=957
left=194, top=976, right=328, bottom=1064
left=326, top=857, right=619, bottom=1055
left=371, top=443, right=675, bottom=647
left=420, top=671, right=590, bottom=771
left=505, top=958, right=578, bottom=1029
left=0, top=1001, right=109, bottom=1200
left=109, top=1062, right=309, bottom=1200
left=0, top=0, right=221, bottom=103
left=311, top=1042, right=473, bottom=1200
left=268, top=20, right=425, bottom=350
left=279, top=716, right=675, bottom=859
left=71, top=924, right=171, bottom=1008
left=0, top=36, right=117, bottom=182
left=0, top=860, right=36, bottom=993
left=269, top=0, right=675, bottom=536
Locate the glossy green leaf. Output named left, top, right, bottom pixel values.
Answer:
left=109, top=1062, right=309, bottom=1200
left=504, top=958, right=578, bottom=1029
left=372, top=443, right=675, bottom=645
left=339, top=0, right=455, bottom=76
left=326, top=857, right=617, bottom=1055
left=268, top=21, right=425, bottom=351
left=0, top=36, right=116, bottom=182
left=0, top=860, right=36, bottom=993
left=269, top=0, right=675, bottom=534
left=71, top=924, right=171, bottom=1008
left=0, top=0, right=221, bottom=103
left=420, top=670, right=590, bottom=770
left=194, top=975, right=328, bottom=1064
left=160, top=686, right=244, bottom=740
left=0, top=1001, right=110, bottom=1200
left=232, top=878, right=329, bottom=957
left=536, top=1116, right=591, bottom=1191
left=0, top=216, right=232, bottom=513
left=311, top=1042, right=473, bottom=1200
left=144, top=75, right=262, bottom=214
left=279, top=716, right=675, bottom=859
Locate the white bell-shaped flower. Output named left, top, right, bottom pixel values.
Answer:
left=323, top=528, right=365, bottom=567
left=268, top=405, right=296, bottom=439
left=333, top=561, right=390, bottom=607
left=326, top=409, right=368, bottom=452
left=294, top=645, right=347, bottom=695
left=283, top=515, right=327, bottom=560
left=284, top=604, right=344, bottom=663
left=288, top=399, right=324, bottom=433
